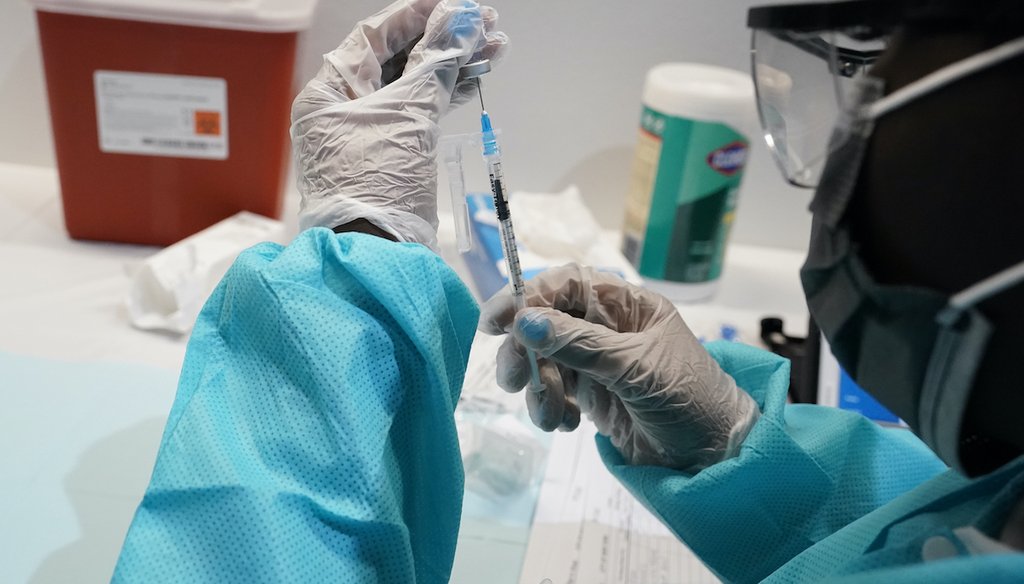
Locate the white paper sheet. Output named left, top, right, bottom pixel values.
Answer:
left=518, top=420, right=720, bottom=584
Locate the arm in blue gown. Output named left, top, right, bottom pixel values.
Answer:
left=113, top=229, right=478, bottom=583
left=599, top=341, right=949, bottom=583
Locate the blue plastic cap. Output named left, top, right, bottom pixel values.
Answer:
left=480, top=111, right=498, bottom=156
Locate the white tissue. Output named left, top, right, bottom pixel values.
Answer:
left=508, top=186, right=641, bottom=283
left=126, top=211, right=285, bottom=334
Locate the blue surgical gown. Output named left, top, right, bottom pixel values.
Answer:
left=115, top=229, right=1024, bottom=583
left=600, top=342, right=1024, bottom=583
left=114, top=229, right=479, bottom=583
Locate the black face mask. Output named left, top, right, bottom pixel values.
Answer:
left=799, top=40, right=1024, bottom=472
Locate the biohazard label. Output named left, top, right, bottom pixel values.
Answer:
left=94, top=71, right=228, bottom=160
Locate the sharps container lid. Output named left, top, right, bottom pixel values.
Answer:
left=29, top=0, right=320, bottom=32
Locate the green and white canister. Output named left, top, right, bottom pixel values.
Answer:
left=622, top=63, right=755, bottom=301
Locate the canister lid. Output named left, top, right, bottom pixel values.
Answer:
left=642, top=63, right=756, bottom=126
left=30, top=0, right=319, bottom=32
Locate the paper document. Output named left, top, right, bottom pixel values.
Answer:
left=518, top=420, right=719, bottom=584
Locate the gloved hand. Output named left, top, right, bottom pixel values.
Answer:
left=479, top=264, right=762, bottom=473
left=291, top=0, right=509, bottom=250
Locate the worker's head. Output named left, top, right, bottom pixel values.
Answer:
left=748, top=0, right=1024, bottom=475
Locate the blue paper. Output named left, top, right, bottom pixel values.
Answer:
left=0, top=351, right=178, bottom=584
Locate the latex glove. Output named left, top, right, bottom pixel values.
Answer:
left=479, top=264, right=761, bottom=473
left=291, top=0, right=509, bottom=250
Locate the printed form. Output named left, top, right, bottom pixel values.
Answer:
left=518, top=420, right=720, bottom=584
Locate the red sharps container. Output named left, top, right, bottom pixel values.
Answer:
left=31, top=0, right=319, bottom=245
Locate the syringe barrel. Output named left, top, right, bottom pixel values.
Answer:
left=487, top=160, right=511, bottom=222
left=511, top=286, right=528, bottom=312
left=497, top=217, right=526, bottom=293
left=478, top=112, right=545, bottom=393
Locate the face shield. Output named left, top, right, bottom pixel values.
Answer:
left=750, top=1, right=1024, bottom=473
left=747, top=1, right=891, bottom=188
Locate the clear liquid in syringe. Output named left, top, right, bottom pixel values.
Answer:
left=488, top=160, right=527, bottom=305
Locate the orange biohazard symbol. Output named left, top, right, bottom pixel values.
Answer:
left=194, top=111, right=222, bottom=136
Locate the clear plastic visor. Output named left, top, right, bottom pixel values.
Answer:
left=751, top=29, right=885, bottom=188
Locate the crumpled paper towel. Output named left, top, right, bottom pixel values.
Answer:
left=508, top=185, right=641, bottom=283
left=126, top=211, right=286, bottom=334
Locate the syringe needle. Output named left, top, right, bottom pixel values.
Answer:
left=475, top=77, right=485, bottom=111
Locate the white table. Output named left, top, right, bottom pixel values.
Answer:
left=0, top=162, right=809, bottom=583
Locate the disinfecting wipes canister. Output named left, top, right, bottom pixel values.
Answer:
left=622, top=63, right=756, bottom=302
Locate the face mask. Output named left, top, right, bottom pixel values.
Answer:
left=800, top=38, right=1024, bottom=471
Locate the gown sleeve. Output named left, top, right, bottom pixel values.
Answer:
left=599, top=341, right=949, bottom=584
left=112, top=229, right=479, bottom=584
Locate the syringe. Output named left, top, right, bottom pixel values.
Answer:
left=474, top=77, right=545, bottom=394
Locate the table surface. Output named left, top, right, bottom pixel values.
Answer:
left=0, top=162, right=810, bottom=583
